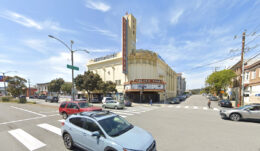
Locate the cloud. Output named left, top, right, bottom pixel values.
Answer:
left=0, top=54, right=13, bottom=64
left=23, top=39, right=49, bottom=54
left=0, top=10, right=74, bottom=33
left=170, top=9, right=184, bottom=25
left=0, top=10, right=42, bottom=29
left=85, top=0, right=110, bottom=12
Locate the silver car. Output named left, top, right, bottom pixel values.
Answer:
left=220, top=104, right=260, bottom=121
left=102, top=100, right=125, bottom=109
left=61, top=111, right=156, bottom=151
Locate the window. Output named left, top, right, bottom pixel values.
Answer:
left=67, top=103, right=78, bottom=109
left=69, top=117, right=85, bottom=128
left=245, top=72, right=249, bottom=80
left=252, top=70, right=256, bottom=79
left=115, top=80, right=121, bottom=85
left=60, top=103, right=66, bottom=108
left=83, top=119, right=100, bottom=132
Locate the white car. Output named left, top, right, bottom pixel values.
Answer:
left=102, top=97, right=115, bottom=104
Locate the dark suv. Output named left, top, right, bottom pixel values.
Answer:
left=45, top=96, right=59, bottom=103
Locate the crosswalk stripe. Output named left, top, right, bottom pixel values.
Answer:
left=58, top=119, right=65, bottom=123
left=8, top=129, right=46, bottom=151
left=119, top=110, right=141, bottom=114
left=213, top=108, right=219, bottom=111
left=38, top=123, right=61, bottom=136
left=176, top=106, right=181, bottom=108
left=203, top=107, right=208, bottom=110
left=112, top=112, right=133, bottom=116
left=193, top=106, right=198, bottom=109
left=169, top=106, right=174, bottom=108
left=184, top=106, right=189, bottom=109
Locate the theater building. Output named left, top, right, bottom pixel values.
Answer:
left=87, top=13, right=177, bottom=103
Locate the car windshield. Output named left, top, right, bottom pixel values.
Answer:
left=106, top=98, right=113, bottom=100
left=98, top=116, right=133, bottom=137
left=78, top=102, right=90, bottom=108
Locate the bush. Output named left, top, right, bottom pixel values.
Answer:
left=1, top=96, right=11, bottom=102
left=19, top=97, right=27, bottom=103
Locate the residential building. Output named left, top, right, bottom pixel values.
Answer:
left=244, top=59, right=260, bottom=104
left=36, top=82, right=49, bottom=95
left=87, top=13, right=178, bottom=103
left=26, top=88, right=37, bottom=97
left=177, top=73, right=186, bottom=95
left=228, top=61, right=241, bottom=102
left=0, top=87, right=5, bottom=96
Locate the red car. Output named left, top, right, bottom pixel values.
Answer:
left=59, top=101, right=102, bottom=119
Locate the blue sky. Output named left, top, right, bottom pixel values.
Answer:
left=0, top=0, right=260, bottom=89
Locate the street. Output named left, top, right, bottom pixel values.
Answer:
left=0, top=95, right=260, bottom=151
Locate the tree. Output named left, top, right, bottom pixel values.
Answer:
left=100, top=81, right=117, bottom=95
left=6, top=76, right=27, bottom=97
left=48, top=78, right=65, bottom=93
left=61, top=82, right=72, bottom=95
left=75, top=71, right=103, bottom=101
left=206, top=69, right=236, bottom=95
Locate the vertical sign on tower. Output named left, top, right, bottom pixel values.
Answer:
left=122, top=17, right=128, bottom=74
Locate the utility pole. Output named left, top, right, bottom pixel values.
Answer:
left=28, top=79, right=31, bottom=97
left=239, top=31, right=246, bottom=107
left=70, top=40, right=75, bottom=101
left=3, top=73, right=7, bottom=96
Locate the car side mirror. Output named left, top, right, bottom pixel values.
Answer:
left=91, top=131, right=100, bottom=138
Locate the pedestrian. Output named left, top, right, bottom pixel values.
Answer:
left=150, top=98, right=153, bottom=106
left=208, top=99, right=211, bottom=108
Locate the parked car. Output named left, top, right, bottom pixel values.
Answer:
left=102, top=100, right=124, bottom=109
left=124, top=100, right=132, bottom=107
left=209, top=96, right=218, bottom=101
left=45, top=96, right=59, bottom=103
left=218, top=100, right=232, bottom=108
left=220, top=104, right=260, bottom=121
left=61, top=111, right=156, bottom=151
left=59, top=101, right=102, bottom=119
left=90, top=98, right=101, bottom=103
left=38, top=95, right=47, bottom=99
left=169, top=97, right=180, bottom=104
left=102, top=97, right=115, bottom=104
left=177, top=96, right=185, bottom=101
left=75, top=98, right=87, bottom=101
left=206, top=94, right=212, bottom=99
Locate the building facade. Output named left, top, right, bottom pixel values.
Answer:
left=177, top=73, right=186, bottom=96
left=36, top=83, right=49, bottom=95
left=87, top=13, right=178, bottom=103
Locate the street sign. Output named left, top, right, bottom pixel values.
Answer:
left=67, top=64, right=79, bottom=71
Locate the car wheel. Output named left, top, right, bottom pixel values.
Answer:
left=62, top=112, right=68, bottom=119
left=63, top=133, right=74, bottom=150
left=230, top=113, right=241, bottom=121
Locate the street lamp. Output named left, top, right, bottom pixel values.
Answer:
left=0, top=71, right=17, bottom=96
left=48, top=35, right=89, bottom=101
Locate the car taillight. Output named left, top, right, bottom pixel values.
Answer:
left=61, top=122, right=65, bottom=126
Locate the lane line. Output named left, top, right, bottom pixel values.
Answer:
left=168, top=106, right=174, bottom=108
left=8, top=129, right=46, bottom=151
left=184, top=106, right=189, bottom=109
left=176, top=106, right=181, bottom=108
left=10, top=106, right=46, bottom=117
left=39, top=111, right=58, bottom=113
left=38, top=123, right=61, bottom=136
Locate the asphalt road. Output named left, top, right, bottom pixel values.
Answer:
left=0, top=95, right=259, bottom=151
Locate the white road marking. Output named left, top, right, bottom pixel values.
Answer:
left=203, top=107, right=208, bottom=110
left=184, top=106, right=189, bottom=109
left=58, top=119, right=65, bottom=123
left=119, top=110, right=141, bottom=114
left=11, top=106, right=46, bottom=117
left=176, top=106, right=181, bottom=108
left=168, top=106, right=174, bottom=108
left=193, top=106, right=198, bottom=109
left=8, top=129, right=46, bottom=151
left=0, top=117, right=43, bottom=125
left=39, top=111, right=58, bottom=113
left=38, top=123, right=61, bottom=136
left=112, top=112, right=133, bottom=115
left=120, top=115, right=127, bottom=118
left=213, top=108, right=219, bottom=111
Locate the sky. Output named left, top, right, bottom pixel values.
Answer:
left=0, top=0, right=260, bottom=89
